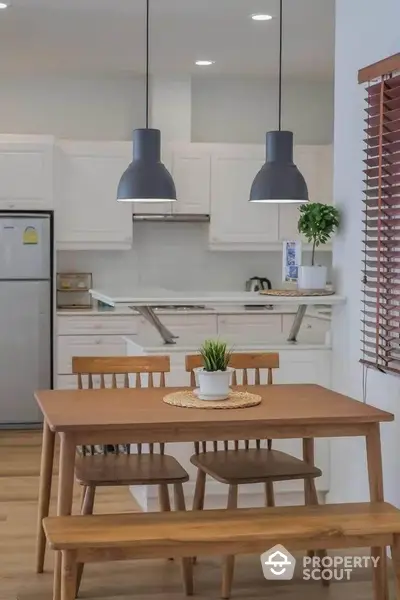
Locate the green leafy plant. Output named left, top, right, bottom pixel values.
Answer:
left=298, top=203, right=340, bottom=265
left=199, top=339, right=232, bottom=372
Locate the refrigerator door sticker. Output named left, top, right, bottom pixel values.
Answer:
left=23, top=226, right=38, bottom=245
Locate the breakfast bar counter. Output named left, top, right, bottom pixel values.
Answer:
left=90, top=287, right=345, bottom=344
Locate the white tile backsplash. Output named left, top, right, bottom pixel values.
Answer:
left=57, top=222, right=332, bottom=292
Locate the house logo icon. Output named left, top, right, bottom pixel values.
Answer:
left=260, top=544, right=296, bottom=580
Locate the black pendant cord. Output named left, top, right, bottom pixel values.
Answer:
left=145, top=0, right=150, bottom=129
left=278, top=0, right=283, bottom=131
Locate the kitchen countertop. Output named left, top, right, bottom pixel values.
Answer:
left=57, top=305, right=332, bottom=320
left=89, top=286, right=344, bottom=308
left=125, top=335, right=332, bottom=354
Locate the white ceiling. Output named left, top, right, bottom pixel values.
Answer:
left=0, top=0, right=335, bottom=78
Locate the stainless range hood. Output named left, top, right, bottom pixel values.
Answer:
left=132, top=213, right=210, bottom=223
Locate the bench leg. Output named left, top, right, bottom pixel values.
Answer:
left=221, top=484, right=238, bottom=600
left=61, top=551, right=77, bottom=600
left=391, top=535, right=400, bottom=599
left=303, top=438, right=329, bottom=587
left=158, top=484, right=174, bottom=562
left=159, top=484, right=171, bottom=512
left=264, top=482, right=275, bottom=507
left=366, top=424, right=388, bottom=600
left=174, top=483, right=194, bottom=596
left=76, top=485, right=96, bottom=597
left=80, top=486, right=88, bottom=512
left=192, top=470, right=206, bottom=564
left=35, top=420, right=55, bottom=573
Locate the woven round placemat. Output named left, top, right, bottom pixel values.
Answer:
left=259, top=289, right=335, bottom=297
left=163, top=390, right=262, bottom=410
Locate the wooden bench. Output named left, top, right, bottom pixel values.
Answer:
left=43, top=502, right=400, bottom=600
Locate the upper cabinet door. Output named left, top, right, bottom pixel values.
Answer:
left=56, top=142, right=133, bottom=250
left=0, top=135, right=54, bottom=210
left=278, top=145, right=333, bottom=243
left=209, top=146, right=279, bottom=249
left=133, top=147, right=173, bottom=215
left=171, top=146, right=211, bottom=214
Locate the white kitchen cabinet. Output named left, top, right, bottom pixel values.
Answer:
left=0, top=135, right=54, bottom=210
left=138, top=313, right=218, bottom=345
left=57, top=334, right=127, bottom=375
left=282, top=314, right=330, bottom=344
left=171, top=146, right=211, bottom=214
left=56, top=141, right=133, bottom=250
left=273, top=348, right=331, bottom=388
left=278, top=145, right=333, bottom=243
left=217, top=314, right=282, bottom=344
left=209, top=146, right=279, bottom=250
left=133, top=145, right=211, bottom=216
left=132, top=148, right=174, bottom=216
left=57, top=314, right=138, bottom=336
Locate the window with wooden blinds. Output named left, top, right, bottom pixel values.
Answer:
left=359, top=53, right=400, bottom=374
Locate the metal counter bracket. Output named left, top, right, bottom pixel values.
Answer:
left=132, top=303, right=308, bottom=345
left=133, top=305, right=178, bottom=345
left=287, top=304, right=307, bottom=343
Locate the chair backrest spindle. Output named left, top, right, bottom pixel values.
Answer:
left=72, top=356, right=170, bottom=457
left=185, top=352, right=279, bottom=453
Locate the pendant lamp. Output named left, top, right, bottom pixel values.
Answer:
left=117, top=0, right=176, bottom=203
left=249, top=0, right=308, bottom=203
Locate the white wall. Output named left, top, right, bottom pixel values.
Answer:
left=329, top=0, right=400, bottom=505
left=57, top=222, right=331, bottom=292
left=0, top=75, right=145, bottom=140
left=191, top=77, right=333, bottom=145
left=0, top=74, right=333, bottom=144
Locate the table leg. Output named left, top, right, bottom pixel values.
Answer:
left=302, top=438, right=320, bottom=502
left=303, top=438, right=329, bottom=584
left=35, top=419, right=55, bottom=573
left=53, top=433, right=76, bottom=600
left=366, top=423, right=388, bottom=600
left=391, top=535, right=400, bottom=600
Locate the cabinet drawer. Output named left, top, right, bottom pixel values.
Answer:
left=57, top=335, right=126, bottom=374
left=217, top=314, right=282, bottom=344
left=282, top=315, right=330, bottom=343
left=57, top=315, right=138, bottom=336
left=138, top=314, right=218, bottom=344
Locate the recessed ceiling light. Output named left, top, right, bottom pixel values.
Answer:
left=195, top=60, right=215, bottom=67
left=0, top=2, right=9, bottom=8
left=251, top=13, right=273, bottom=21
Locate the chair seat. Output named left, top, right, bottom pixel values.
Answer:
left=190, top=448, right=322, bottom=485
left=75, top=453, right=189, bottom=486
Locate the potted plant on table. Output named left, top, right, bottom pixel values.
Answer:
left=196, top=339, right=234, bottom=401
left=297, top=203, right=340, bottom=290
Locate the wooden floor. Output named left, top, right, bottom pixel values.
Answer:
left=0, top=430, right=393, bottom=600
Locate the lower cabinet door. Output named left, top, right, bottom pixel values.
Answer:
left=57, top=335, right=127, bottom=375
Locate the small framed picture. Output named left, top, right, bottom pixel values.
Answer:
left=282, top=241, right=302, bottom=283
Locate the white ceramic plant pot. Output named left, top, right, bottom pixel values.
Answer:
left=196, top=367, right=234, bottom=400
left=298, top=266, right=327, bottom=291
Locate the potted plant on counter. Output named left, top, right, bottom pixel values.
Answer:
left=297, top=202, right=340, bottom=290
left=195, top=339, right=234, bottom=401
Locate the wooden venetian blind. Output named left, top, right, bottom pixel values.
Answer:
left=359, top=53, right=400, bottom=374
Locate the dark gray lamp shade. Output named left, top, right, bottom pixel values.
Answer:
left=117, top=128, right=177, bottom=202
left=250, top=131, right=309, bottom=203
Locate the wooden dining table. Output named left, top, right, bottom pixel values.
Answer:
left=34, top=383, right=394, bottom=600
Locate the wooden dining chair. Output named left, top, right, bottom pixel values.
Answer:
left=185, top=352, right=322, bottom=599
left=72, top=355, right=191, bottom=596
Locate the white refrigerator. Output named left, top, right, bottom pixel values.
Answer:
left=0, top=213, right=52, bottom=426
